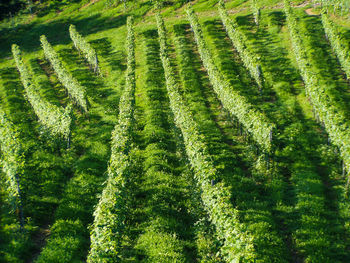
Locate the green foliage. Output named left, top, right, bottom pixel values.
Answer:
left=69, top=24, right=99, bottom=74
left=34, top=167, right=108, bottom=263
left=132, top=30, right=192, bottom=262
left=11, top=44, right=72, bottom=139
left=314, top=0, right=350, bottom=15
left=35, top=220, right=87, bottom=263
left=251, top=0, right=261, bottom=26
left=284, top=0, right=350, bottom=183
left=136, top=227, right=186, bottom=263
left=0, top=108, right=24, bottom=226
left=233, top=7, right=349, bottom=261
left=40, top=35, right=88, bottom=112
left=156, top=11, right=287, bottom=263
left=218, top=0, right=264, bottom=91
left=2, top=0, right=350, bottom=262
left=172, top=21, right=292, bottom=262
left=0, top=220, right=35, bottom=263
left=87, top=15, right=135, bottom=263
left=321, top=12, right=350, bottom=79
left=187, top=4, right=274, bottom=152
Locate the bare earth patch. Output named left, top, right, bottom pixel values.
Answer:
left=27, top=226, right=51, bottom=263
left=305, top=8, right=318, bottom=16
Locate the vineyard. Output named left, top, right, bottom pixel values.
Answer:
left=0, top=0, right=350, bottom=262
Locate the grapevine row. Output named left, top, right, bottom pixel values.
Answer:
left=87, top=16, right=135, bottom=263
left=0, top=108, right=28, bottom=260
left=251, top=0, right=261, bottom=26
left=283, top=1, right=350, bottom=178
left=156, top=11, right=286, bottom=262
left=218, top=0, right=263, bottom=90
left=12, top=44, right=72, bottom=139
left=0, top=108, right=23, bottom=221
left=40, top=35, right=88, bottom=112
left=173, top=21, right=294, bottom=261
left=321, top=12, right=350, bottom=79
left=186, top=5, right=274, bottom=152
left=232, top=9, right=349, bottom=260
left=314, top=0, right=350, bottom=14
left=69, top=24, right=99, bottom=74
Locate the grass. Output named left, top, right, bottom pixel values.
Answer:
left=1, top=0, right=350, bottom=262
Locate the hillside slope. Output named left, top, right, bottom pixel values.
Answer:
left=1, top=0, right=350, bottom=262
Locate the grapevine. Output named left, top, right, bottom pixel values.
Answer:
left=156, top=11, right=286, bottom=262
left=69, top=24, right=99, bottom=74
left=0, top=108, right=24, bottom=227
left=187, top=4, right=274, bottom=152
left=12, top=44, right=72, bottom=139
left=218, top=0, right=263, bottom=91
left=40, top=35, right=88, bottom=112
left=284, top=0, right=350, bottom=181
left=321, top=12, right=350, bottom=79
left=87, top=16, right=135, bottom=263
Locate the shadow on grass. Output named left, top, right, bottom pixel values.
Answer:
left=0, top=65, right=77, bottom=263
left=266, top=11, right=285, bottom=30
left=239, top=12, right=350, bottom=261
left=342, top=27, right=350, bottom=41
left=59, top=47, right=117, bottom=102
left=243, top=13, right=302, bottom=95
left=89, top=37, right=127, bottom=72
left=0, top=13, right=127, bottom=60
left=202, top=19, right=264, bottom=106
left=0, top=67, right=37, bottom=126
left=301, top=13, right=350, bottom=116
left=235, top=13, right=255, bottom=29
left=36, top=0, right=83, bottom=18
left=31, top=32, right=121, bottom=261
left=29, top=58, right=71, bottom=108
left=173, top=22, right=293, bottom=261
